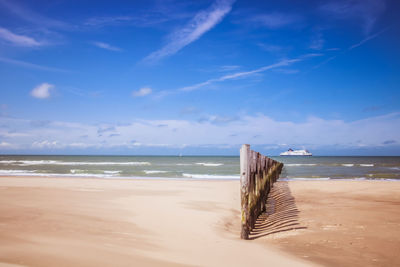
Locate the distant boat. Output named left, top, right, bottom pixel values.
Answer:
left=280, top=148, right=312, bottom=156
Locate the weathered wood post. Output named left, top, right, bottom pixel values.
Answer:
left=240, top=144, right=250, bottom=239
left=240, top=144, right=284, bottom=240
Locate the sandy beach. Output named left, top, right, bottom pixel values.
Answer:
left=256, top=180, right=400, bottom=266
left=0, top=177, right=399, bottom=266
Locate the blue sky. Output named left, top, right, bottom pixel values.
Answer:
left=0, top=0, right=400, bottom=155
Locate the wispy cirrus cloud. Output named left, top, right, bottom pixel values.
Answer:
left=218, top=65, right=241, bottom=72
left=0, top=27, right=43, bottom=47
left=0, top=56, right=70, bottom=73
left=181, top=59, right=297, bottom=91
left=348, top=27, right=389, bottom=50
left=143, top=0, right=235, bottom=63
left=273, top=68, right=299, bottom=74
left=312, top=28, right=388, bottom=70
left=180, top=54, right=321, bottom=92
left=83, top=10, right=192, bottom=29
left=84, top=16, right=133, bottom=27
left=0, top=0, right=71, bottom=47
left=92, top=41, right=122, bottom=52
left=248, top=12, right=303, bottom=29
left=0, top=0, right=70, bottom=30
left=319, top=0, right=386, bottom=34
left=0, top=0, right=71, bottom=29
left=257, top=43, right=286, bottom=53
left=83, top=2, right=195, bottom=29
left=309, top=31, right=324, bottom=50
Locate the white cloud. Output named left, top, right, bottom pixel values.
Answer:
left=0, top=57, right=69, bottom=73
left=30, top=83, right=54, bottom=99
left=0, top=113, right=399, bottom=152
left=0, top=27, right=42, bottom=47
left=132, top=87, right=152, bottom=97
left=32, top=140, right=63, bottom=149
left=92, top=41, right=122, bottom=51
left=0, top=131, right=30, bottom=138
left=0, top=141, right=14, bottom=148
left=143, top=0, right=235, bottom=63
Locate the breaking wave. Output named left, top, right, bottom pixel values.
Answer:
left=195, top=163, right=224, bottom=167
left=0, top=160, right=151, bottom=166
left=143, top=170, right=169, bottom=174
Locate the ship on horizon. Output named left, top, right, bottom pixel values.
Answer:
left=280, top=148, right=312, bottom=156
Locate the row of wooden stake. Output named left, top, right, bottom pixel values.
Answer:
left=240, top=144, right=284, bottom=239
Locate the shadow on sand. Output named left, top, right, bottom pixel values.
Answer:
left=248, top=181, right=306, bottom=240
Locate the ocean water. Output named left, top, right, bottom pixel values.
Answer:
left=0, top=155, right=399, bottom=180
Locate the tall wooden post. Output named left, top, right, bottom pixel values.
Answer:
left=240, top=144, right=250, bottom=239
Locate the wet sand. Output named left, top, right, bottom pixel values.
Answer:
left=0, top=177, right=399, bottom=266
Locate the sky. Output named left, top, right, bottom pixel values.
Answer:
left=0, top=0, right=400, bottom=156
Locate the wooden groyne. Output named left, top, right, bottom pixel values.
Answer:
left=240, top=144, right=284, bottom=239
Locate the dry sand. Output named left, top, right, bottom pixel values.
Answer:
left=256, top=180, right=400, bottom=267
left=0, top=177, right=399, bottom=266
left=0, top=177, right=311, bottom=267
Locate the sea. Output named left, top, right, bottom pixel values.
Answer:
left=0, top=155, right=399, bottom=181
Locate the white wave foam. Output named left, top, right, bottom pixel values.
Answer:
left=182, top=173, right=239, bottom=179
left=351, top=177, right=368, bottom=180
left=176, top=163, right=192, bottom=166
left=7, top=160, right=59, bottom=165
left=0, top=170, right=115, bottom=178
left=195, top=163, right=223, bottom=167
left=360, top=164, right=374, bottom=167
left=285, top=164, right=317, bottom=167
left=63, top=173, right=114, bottom=178
left=6, top=160, right=151, bottom=166
left=0, top=160, right=20, bottom=164
left=103, top=170, right=122, bottom=174
left=143, top=170, right=168, bottom=174
left=0, top=169, right=36, bottom=174
left=71, top=169, right=121, bottom=175
left=342, top=164, right=354, bottom=167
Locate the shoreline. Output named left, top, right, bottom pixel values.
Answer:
left=2, top=174, right=400, bottom=182
left=1, top=177, right=399, bottom=266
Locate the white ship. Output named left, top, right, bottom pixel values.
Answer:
left=280, top=148, right=312, bottom=156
